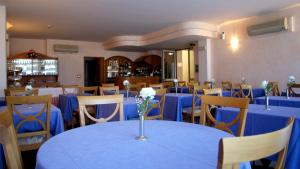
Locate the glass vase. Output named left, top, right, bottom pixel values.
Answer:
left=286, top=88, right=289, bottom=99
left=265, top=95, right=270, bottom=110
left=136, top=114, right=147, bottom=141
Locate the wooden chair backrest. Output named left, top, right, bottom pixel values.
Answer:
left=79, top=86, right=98, bottom=95
left=155, top=88, right=167, bottom=95
left=221, top=81, right=232, bottom=91
left=6, top=88, right=39, bottom=96
left=102, top=83, right=115, bottom=87
left=192, top=85, right=210, bottom=94
left=6, top=95, right=52, bottom=151
left=149, top=84, right=164, bottom=89
left=203, top=88, right=223, bottom=96
left=0, top=110, right=23, bottom=169
left=99, top=86, right=119, bottom=95
left=46, top=82, right=60, bottom=88
left=269, top=81, right=280, bottom=96
left=240, top=84, right=253, bottom=101
left=178, top=81, right=186, bottom=87
left=204, top=81, right=213, bottom=89
left=77, top=95, right=124, bottom=126
left=217, top=117, right=294, bottom=169
left=162, top=81, right=173, bottom=88
left=200, top=95, right=249, bottom=136
left=62, top=85, right=80, bottom=94
left=289, top=83, right=300, bottom=97
left=145, top=89, right=167, bottom=120
left=188, top=86, right=203, bottom=116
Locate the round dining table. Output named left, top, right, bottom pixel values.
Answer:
left=35, top=121, right=250, bottom=169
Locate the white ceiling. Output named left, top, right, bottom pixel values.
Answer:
left=1, top=0, right=300, bottom=42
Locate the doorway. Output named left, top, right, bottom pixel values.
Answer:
left=84, top=57, right=104, bottom=86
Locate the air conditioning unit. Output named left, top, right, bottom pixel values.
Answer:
left=53, top=44, right=79, bottom=53
left=247, top=17, right=293, bottom=36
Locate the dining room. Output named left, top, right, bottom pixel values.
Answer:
left=0, top=0, right=300, bottom=169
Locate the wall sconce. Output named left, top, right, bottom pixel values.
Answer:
left=230, top=36, right=239, bottom=51
left=6, top=22, right=13, bottom=30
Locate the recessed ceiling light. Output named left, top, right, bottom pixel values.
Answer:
left=168, top=52, right=174, bottom=55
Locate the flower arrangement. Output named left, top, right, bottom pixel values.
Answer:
left=123, top=80, right=130, bottom=89
left=261, top=80, right=273, bottom=95
left=136, top=87, right=156, bottom=116
left=25, top=83, right=33, bottom=96
left=287, top=75, right=296, bottom=87
left=135, top=87, right=156, bottom=140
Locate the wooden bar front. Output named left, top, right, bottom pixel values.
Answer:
left=116, top=76, right=160, bottom=89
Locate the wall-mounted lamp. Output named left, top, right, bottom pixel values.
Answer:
left=6, top=22, right=13, bottom=30
left=230, top=36, right=239, bottom=51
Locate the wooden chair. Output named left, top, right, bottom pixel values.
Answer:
left=149, top=84, right=164, bottom=89
left=6, top=95, right=52, bottom=151
left=79, top=86, right=98, bottom=95
left=162, top=81, right=173, bottom=89
left=99, top=86, right=119, bottom=95
left=203, top=88, right=223, bottom=96
left=200, top=95, right=249, bottom=136
left=289, top=83, right=300, bottom=97
left=62, top=85, right=80, bottom=94
left=46, top=82, right=61, bottom=88
left=240, top=84, right=254, bottom=102
left=204, top=81, right=213, bottom=89
left=102, top=83, right=115, bottom=87
left=187, top=82, right=201, bottom=93
left=131, top=82, right=147, bottom=92
left=0, top=110, right=23, bottom=169
left=269, top=81, right=280, bottom=96
left=77, top=95, right=124, bottom=126
left=10, top=88, right=39, bottom=96
left=145, top=89, right=167, bottom=120
left=178, top=81, right=186, bottom=87
left=221, top=81, right=232, bottom=91
left=217, top=117, right=294, bottom=169
left=231, top=83, right=242, bottom=97
left=182, top=86, right=203, bottom=123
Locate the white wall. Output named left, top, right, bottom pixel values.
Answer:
left=212, top=6, right=300, bottom=89
left=9, top=38, right=146, bottom=85
left=0, top=6, right=6, bottom=97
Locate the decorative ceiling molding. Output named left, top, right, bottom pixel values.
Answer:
left=103, top=21, right=220, bottom=50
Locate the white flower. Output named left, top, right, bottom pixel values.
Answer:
left=288, top=76, right=296, bottom=83
left=173, top=79, right=178, bottom=83
left=139, top=87, right=156, bottom=99
left=25, top=85, right=33, bottom=91
left=123, top=80, right=130, bottom=86
left=261, top=80, right=268, bottom=89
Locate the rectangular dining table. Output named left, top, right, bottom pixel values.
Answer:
left=0, top=104, right=64, bottom=169
left=216, top=104, right=300, bottom=169
left=254, top=96, right=300, bottom=108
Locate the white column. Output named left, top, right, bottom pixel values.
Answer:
left=0, top=6, right=6, bottom=97
left=196, top=39, right=212, bottom=83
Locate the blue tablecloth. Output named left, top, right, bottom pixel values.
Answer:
left=36, top=121, right=250, bottom=169
left=254, top=96, right=300, bottom=108
left=170, top=87, right=190, bottom=93
left=0, top=104, right=64, bottom=169
left=216, top=104, right=300, bottom=169
left=161, top=93, right=196, bottom=121
left=0, top=98, right=5, bottom=107
left=58, top=94, right=79, bottom=122
left=97, top=97, right=160, bottom=121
